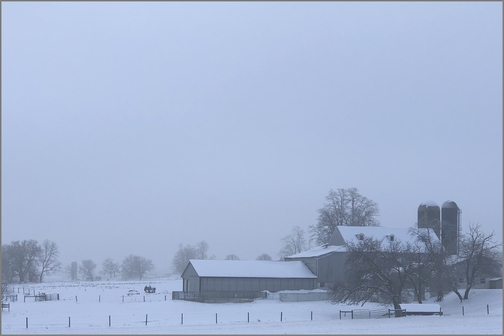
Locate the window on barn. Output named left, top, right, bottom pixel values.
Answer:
left=386, top=234, right=395, bottom=242
left=356, top=233, right=364, bottom=240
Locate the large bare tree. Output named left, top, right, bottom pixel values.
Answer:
left=278, top=226, right=308, bottom=259
left=6, top=240, right=42, bottom=283
left=38, top=240, right=61, bottom=283
left=122, top=255, right=154, bottom=280
left=102, top=258, right=121, bottom=279
left=310, top=188, right=380, bottom=245
left=79, top=259, right=97, bottom=280
left=458, top=223, right=501, bottom=299
left=330, top=236, right=413, bottom=310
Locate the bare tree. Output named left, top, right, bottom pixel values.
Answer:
left=102, top=258, right=121, bottom=278
left=38, top=240, right=61, bottom=283
left=330, top=237, right=412, bottom=310
left=172, top=244, right=198, bottom=274
left=256, top=253, right=272, bottom=260
left=2, top=245, right=15, bottom=283
left=79, top=259, right=97, bottom=280
left=6, top=240, right=42, bottom=283
left=458, top=223, right=502, bottom=299
left=225, top=254, right=240, bottom=260
left=196, top=241, right=209, bottom=260
left=122, top=255, right=155, bottom=280
left=279, top=226, right=307, bottom=259
left=406, top=227, right=445, bottom=303
left=310, top=188, right=380, bottom=245
left=172, top=241, right=211, bottom=274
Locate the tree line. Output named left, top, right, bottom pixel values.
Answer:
left=1, top=239, right=155, bottom=283
left=171, top=240, right=273, bottom=273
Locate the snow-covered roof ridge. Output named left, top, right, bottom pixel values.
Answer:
left=284, top=245, right=346, bottom=259
left=188, top=259, right=317, bottom=278
left=337, top=226, right=439, bottom=244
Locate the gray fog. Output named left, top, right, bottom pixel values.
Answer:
left=2, top=2, right=502, bottom=275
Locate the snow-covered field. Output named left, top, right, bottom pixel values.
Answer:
left=1, top=277, right=502, bottom=334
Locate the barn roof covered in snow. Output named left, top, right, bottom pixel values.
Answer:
left=338, top=226, right=438, bottom=244
left=185, top=259, right=317, bottom=278
left=284, top=245, right=346, bottom=259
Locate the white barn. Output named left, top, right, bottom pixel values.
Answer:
left=285, top=226, right=439, bottom=287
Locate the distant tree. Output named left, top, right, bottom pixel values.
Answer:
left=38, top=240, right=61, bottom=283
left=102, top=258, right=121, bottom=278
left=172, top=241, right=211, bottom=274
left=225, top=254, right=240, bottom=260
left=279, top=226, right=307, bottom=259
left=122, top=255, right=155, bottom=280
left=6, top=240, right=42, bottom=283
left=196, top=241, right=209, bottom=260
left=256, top=253, right=272, bottom=260
left=172, top=244, right=198, bottom=274
left=310, top=188, right=380, bottom=245
left=79, top=259, right=97, bottom=280
left=458, top=223, right=502, bottom=299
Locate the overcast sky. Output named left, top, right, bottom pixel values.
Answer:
left=2, top=2, right=502, bottom=275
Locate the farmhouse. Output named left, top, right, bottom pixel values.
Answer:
left=174, top=259, right=317, bottom=302
left=285, top=226, right=440, bottom=287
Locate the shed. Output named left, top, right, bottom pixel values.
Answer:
left=488, top=277, right=502, bottom=289
left=180, top=259, right=317, bottom=293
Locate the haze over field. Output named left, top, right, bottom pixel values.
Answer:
left=2, top=2, right=502, bottom=273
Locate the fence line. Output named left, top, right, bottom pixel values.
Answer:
left=11, top=304, right=494, bottom=331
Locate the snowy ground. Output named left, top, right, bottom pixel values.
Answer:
left=1, top=277, right=502, bottom=334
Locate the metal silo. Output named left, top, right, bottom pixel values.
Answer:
left=441, top=200, right=461, bottom=256
left=418, top=201, right=441, bottom=238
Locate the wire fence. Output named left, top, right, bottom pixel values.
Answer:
left=4, top=302, right=497, bottom=331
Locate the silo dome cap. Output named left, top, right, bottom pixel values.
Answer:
left=420, top=200, right=439, bottom=207
left=442, top=200, right=458, bottom=208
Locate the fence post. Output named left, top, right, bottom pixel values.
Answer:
left=145, top=314, right=148, bottom=325
left=165, top=295, right=166, bottom=301
left=248, top=312, right=249, bottom=323
left=351, top=310, right=354, bottom=319
left=462, top=306, right=464, bottom=316
left=26, top=317, right=28, bottom=328
left=369, top=310, right=371, bottom=319
left=109, top=315, right=111, bottom=327
left=122, top=296, right=124, bottom=303
left=281, top=312, right=283, bottom=322
left=216, top=313, right=217, bottom=324
left=311, top=311, right=313, bottom=321
left=388, top=309, right=391, bottom=318
left=99, top=295, right=101, bottom=303
left=143, top=296, right=145, bottom=302
left=487, top=304, right=489, bottom=314
left=181, top=313, right=183, bottom=324
left=69, top=317, right=71, bottom=327
left=75, top=296, right=78, bottom=303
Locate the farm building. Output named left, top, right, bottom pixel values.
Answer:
left=174, top=259, right=317, bottom=302
left=285, top=226, right=440, bottom=287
